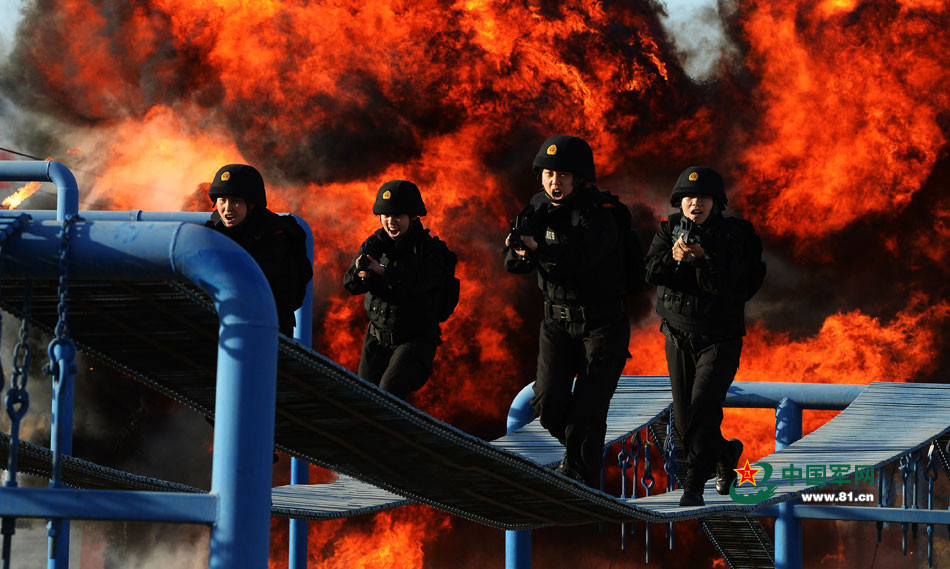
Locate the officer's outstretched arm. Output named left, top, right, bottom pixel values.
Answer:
left=343, top=244, right=372, bottom=295
left=504, top=247, right=535, bottom=273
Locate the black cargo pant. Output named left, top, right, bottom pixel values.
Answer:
left=662, top=321, right=743, bottom=491
left=532, top=310, right=630, bottom=485
left=358, top=324, right=439, bottom=400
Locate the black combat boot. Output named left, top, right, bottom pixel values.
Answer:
left=679, top=467, right=706, bottom=507
left=554, top=452, right=597, bottom=488
left=715, top=439, right=744, bottom=495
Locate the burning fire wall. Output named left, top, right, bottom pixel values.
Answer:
left=0, top=0, right=948, bottom=567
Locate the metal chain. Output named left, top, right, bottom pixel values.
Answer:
left=664, top=412, right=679, bottom=491
left=4, top=281, right=33, bottom=481
left=54, top=214, right=75, bottom=341
left=45, top=215, right=78, bottom=493
left=640, top=432, right=655, bottom=564
left=45, top=214, right=78, bottom=395
left=663, top=413, right=677, bottom=550
left=617, top=438, right=631, bottom=549
left=2, top=282, right=33, bottom=569
left=900, top=454, right=910, bottom=555
left=911, top=449, right=921, bottom=540
left=926, top=443, right=938, bottom=568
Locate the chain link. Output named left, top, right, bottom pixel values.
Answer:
left=5, top=282, right=33, bottom=432
left=45, top=215, right=77, bottom=383
left=54, top=214, right=75, bottom=340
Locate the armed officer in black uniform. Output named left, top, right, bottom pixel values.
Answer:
left=206, top=163, right=313, bottom=337
left=645, top=166, right=755, bottom=506
left=505, top=135, right=631, bottom=487
left=344, top=180, right=446, bottom=400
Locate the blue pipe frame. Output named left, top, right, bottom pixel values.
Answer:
left=12, top=194, right=319, bottom=569
left=0, top=160, right=79, bottom=567
left=0, top=160, right=298, bottom=569
left=501, top=380, right=867, bottom=569
left=505, top=384, right=536, bottom=569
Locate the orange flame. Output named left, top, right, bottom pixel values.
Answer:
left=269, top=506, right=451, bottom=569
left=735, top=0, right=949, bottom=247
left=4, top=0, right=949, bottom=566
left=2, top=181, right=42, bottom=209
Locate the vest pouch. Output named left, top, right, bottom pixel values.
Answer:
left=663, top=289, right=684, bottom=314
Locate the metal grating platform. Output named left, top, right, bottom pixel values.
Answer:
left=272, top=376, right=673, bottom=520
left=631, top=383, right=950, bottom=517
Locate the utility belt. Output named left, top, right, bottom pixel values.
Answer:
left=543, top=299, right=625, bottom=323
left=368, top=322, right=402, bottom=347
left=368, top=322, right=439, bottom=347
left=660, top=319, right=740, bottom=352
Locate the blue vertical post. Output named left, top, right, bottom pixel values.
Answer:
left=0, top=160, right=80, bottom=569
left=288, top=460, right=309, bottom=569
left=170, top=221, right=281, bottom=569
left=206, top=307, right=278, bottom=569
left=49, top=161, right=78, bottom=569
left=289, top=217, right=314, bottom=569
left=774, top=397, right=802, bottom=569
left=505, top=384, right=536, bottom=569
left=46, top=341, right=74, bottom=569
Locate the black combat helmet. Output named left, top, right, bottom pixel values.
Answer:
left=208, top=164, right=267, bottom=207
left=670, top=166, right=727, bottom=210
left=532, top=135, right=596, bottom=183
left=372, top=180, right=427, bottom=216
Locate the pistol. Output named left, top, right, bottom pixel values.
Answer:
left=671, top=217, right=700, bottom=265
left=357, top=235, right=383, bottom=273
left=671, top=216, right=699, bottom=247
left=504, top=204, right=539, bottom=254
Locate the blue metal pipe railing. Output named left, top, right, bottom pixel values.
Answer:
left=3, top=200, right=318, bottom=569
left=754, top=505, right=950, bottom=525
left=289, top=218, right=314, bottom=569
left=6, top=208, right=317, bottom=343
left=505, top=383, right=536, bottom=569
left=774, top=397, right=803, bottom=569
left=726, top=381, right=865, bottom=409
left=0, top=160, right=78, bottom=221
left=0, top=161, right=78, bottom=568
left=0, top=488, right=218, bottom=522
left=0, top=217, right=279, bottom=569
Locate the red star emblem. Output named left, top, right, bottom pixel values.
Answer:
left=734, top=459, right=762, bottom=487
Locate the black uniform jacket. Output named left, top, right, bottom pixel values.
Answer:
left=343, top=220, right=444, bottom=342
left=505, top=186, right=624, bottom=305
left=206, top=207, right=313, bottom=335
left=644, top=212, right=747, bottom=338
